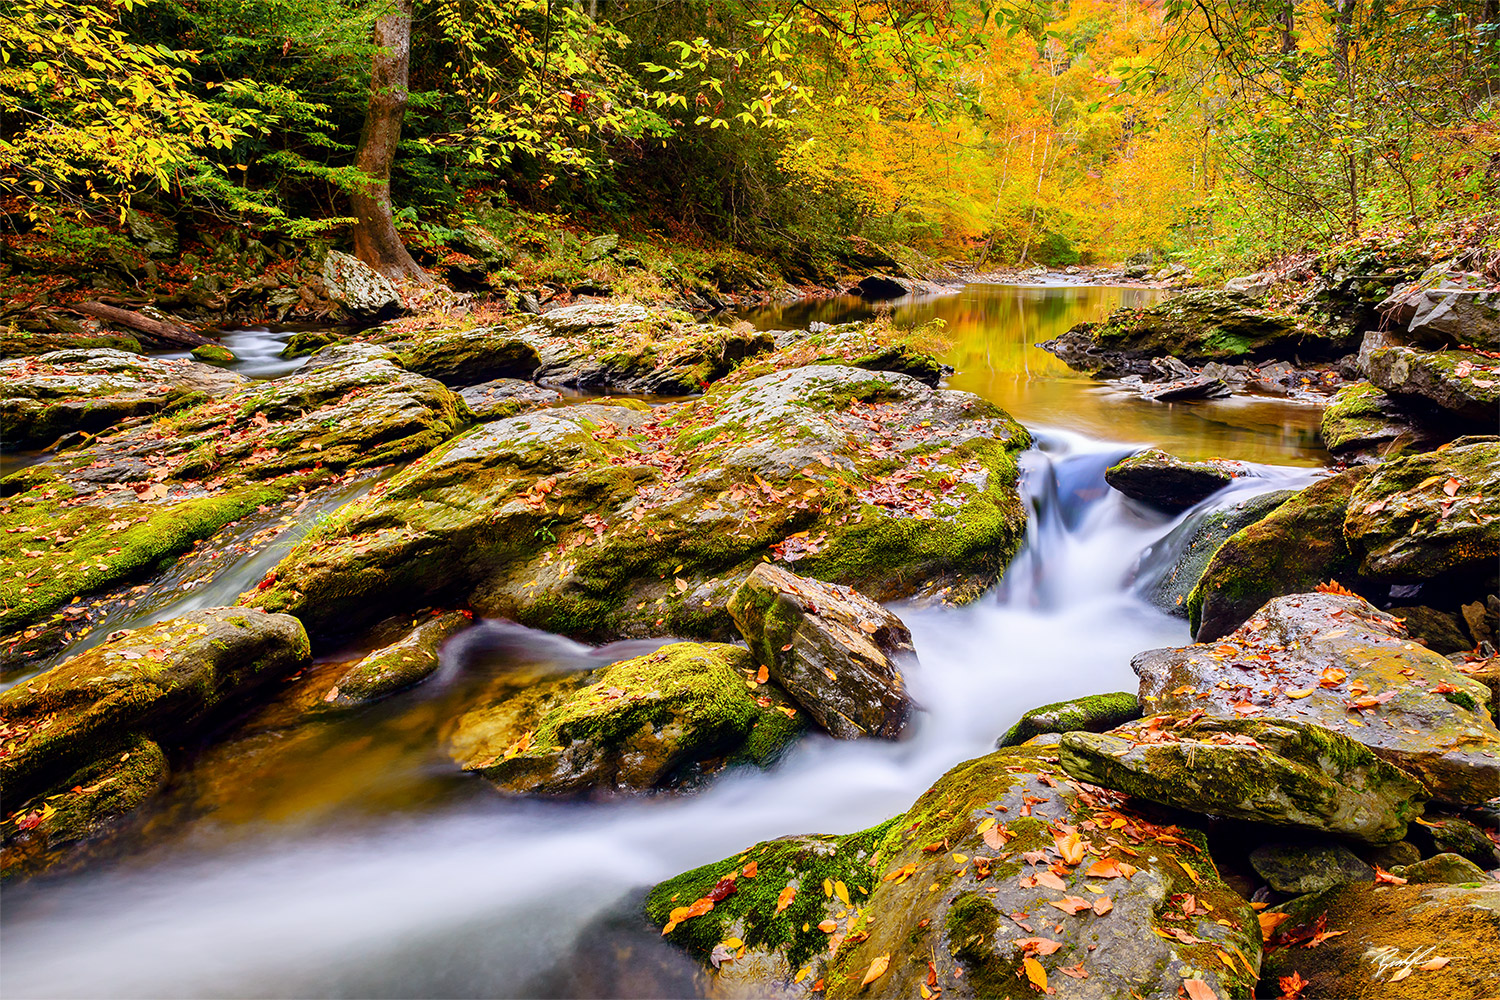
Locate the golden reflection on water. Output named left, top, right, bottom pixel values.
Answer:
left=744, top=283, right=1329, bottom=467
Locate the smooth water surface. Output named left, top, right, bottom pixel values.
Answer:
left=0, top=285, right=1330, bottom=998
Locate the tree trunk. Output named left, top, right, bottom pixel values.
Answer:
left=69, top=301, right=215, bottom=349
left=350, top=0, right=430, bottom=285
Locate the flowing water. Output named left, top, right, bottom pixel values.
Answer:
left=0, top=284, right=1329, bottom=998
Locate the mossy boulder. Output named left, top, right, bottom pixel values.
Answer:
left=392, top=325, right=542, bottom=387
left=278, top=330, right=342, bottom=358
left=248, top=364, right=1030, bottom=645
left=0, top=325, right=141, bottom=359
left=997, top=691, right=1140, bottom=747
left=1141, top=489, right=1295, bottom=616
left=1390, top=606, right=1472, bottom=655
left=188, top=343, right=235, bottom=364
left=1187, top=468, right=1371, bottom=641
left=647, top=744, right=1263, bottom=999
left=1104, top=449, right=1250, bottom=512
left=1248, top=842, right=1374, bottom=895
left=1391, top=853, right=1491, bottom=885
left=1135, top=593, right=1500, bottom=805
left=1061, top=716, right=1426, bottom=843
left=0, top=607, right=308, bottom=870
left=316, top=610, right=472, bottom=713
left=1365, top=347, right=1500, bottom=430
left=1320, top=382, right=1445, bottom=463
left=1408, top=810, right=1500, bottom=870
left=727, top=563, right=916, bottom=739
left=1343, top=436, right=1500, bottom=585
left=0, top=348, right=247, bottom=449
left=1258, top=882, right=1500, bottom=999
left=446, top=642, right=806, bottom=796
left=1040, top=289, right=1355, bottom=378
left=457, top=378, right=562, bottom=420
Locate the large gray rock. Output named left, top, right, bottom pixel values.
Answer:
left=644, top=744, right=1263, bottom=999
left=457, top=379, right=562, bottom=420
left=1060, top=716, right=1426, bottom=843
left=1320, top=381, right=1448, bottom=463
left=1136, top=593, right=1500, bottom=805
left=446, top=642, right=805, bottom=796
left=1249, top=842, right=1374, bottom=894
left=393, top=326, right=542, bottom=387
left=1365, top=346, right=1500, bottom=429
left=1379, top=263, right=1500, bottom=350
left=727, top=563, right=916, bottom=739
left=0, top=348, right=247, bottom=448
left=321, top=250, right=403, bottom=321
left=1105, top=448, right=1250, bottom=512
left=1391, top=853, right=1492, bottom=885
left=250, top=364, right=1030, bottom=645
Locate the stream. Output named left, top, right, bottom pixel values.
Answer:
left=0, top=283, right=1329, bottom=998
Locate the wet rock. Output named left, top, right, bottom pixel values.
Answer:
left=456, top=379, right=561, bottom=420
left=189, top=343, right=235, bottom=365
left=1141, top=489, right=1295, bottom=616
left=997, top=691, right=1140, bottom=747
left=1139, top=373, right=1230, bottom=401
left=1344, top=437, right=1500, bottom=584
left=1391, top=606, right=1472, bottom=655
left=0, top=348, right=247, bottom=449
left=448, top=642, right=806, bottom=796
left=1408, top=811, right=1500, bottom=870
left=1061, top=716, right=1426, bottom=844
left=1363, top=841, right=1422, bottom=870
left=1379, top=262, right=1500, bottom=350
left=1259, top=882, right=1500, bottom=999
left=647, top=744, right=1263, bottom=999
left=1392, top=853, right=1492, bottom=885
left=726, top=563, right=916, bottom=740
left=321, top=250, right=402, bottom=322
left=0, top=608, right=308, bottom=810
left=1105, top=449, right=1249, bottom=512
left=278, top=330, right=342, bottom=358
left=852, top=275, right=909, bottom=300
left=250, top=364, right=1030, bottom=644
left=1249, top=842, right=1375, bottom=895
left=1320, top=381, right=1447, bottom=463
left=1365, top=346, right=1500, bottom=429
left=1187, top=469, right=1371, bottom=641
left=1136, top=593, right=1500, bottom=805
left=392, top=325, right=542, bottom=387
left=1039, top=289, right=1355, bottom=378
left=317, top=611, right=472, bottom=712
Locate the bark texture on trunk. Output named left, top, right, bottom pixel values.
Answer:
left=351, top=0, right=430, bottom=285
left=70, top=301, right=214, bottom=349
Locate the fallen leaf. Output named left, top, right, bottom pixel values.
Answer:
left=1057, top=962, right=1088, bottom=980
left=983, top=824, right=1010, bottom=850
left=1055, top=831, right=1086, bottom=866
left=1022, top=956, right=1048, bottom=991
left=776, top=886, right=796, bottom=913
left=1417, top=956, right=1450, bottom=971
left=1047, top=896, right=1091, bottom=915
left=1306, top=928, right=1346, bottom=948
left=1278, top=970, right=1308, bottom=998
left=1093, top=897, right=1113, bottom=915
left=1016, top=937, right=1063, bottom=955
left=742, top=861, right=758, bottom=878
left=1085, top=858, right=1136, bottom=879
left=1286, top=688, right=1314, bottom=699
left=860, top=954, right=889, bottom=987
left=710, top=943, right=736, bottom=968
left=1319, top=667, right=1347, bottom=688
left=1259, top=912, right=1291, bottom=939
left=817, top=919, right=837, bottom=933
left=1373, top=865, right=1408, bottom=885
left=834, top=880, right=851, bottom=905
left=1034, top=870, right=1067, bottom=891
left=1183, top=979, right=1217, bottom=1000
left=755, top=665, right=769, bottom=684
left=1389, top=967, right=1412, bottom=983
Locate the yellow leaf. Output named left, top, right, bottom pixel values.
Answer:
left=1023, top=956, right=1048, bottom=990
left=860, top=954, right=889, bottom=987
left=822, top=878, right=833, bottom=897
left=976, top=817, right=996, bottom=834
left=834, top=880, right=851, bottom=905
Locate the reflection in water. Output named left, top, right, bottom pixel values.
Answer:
left=743, top=283, right=1328, bottom=466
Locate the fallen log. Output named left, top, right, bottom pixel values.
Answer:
left=68, top=301, right=215, bottom=350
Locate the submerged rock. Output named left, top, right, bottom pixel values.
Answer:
left=1039, top=289, right=1355, bottom=378
left=1365, top=346, right=1500, bottom=430
left=1187, top=469, right=1371, bottom=641
left=1136, top=593, right=1500, bottom=805
left=996, top=691, right=1140, bottom=747
left=1259, top=882, right=1500, bottom=999
left=317, top=610, right=472, bottom=712
left=1104, top=448, right=1249, bottom=512
left=727, top=563, right=915, bottom=740
left=1141, top=489, right=1295, bottom=616
left=1249, top=842, right=1374, bottom=895
left=1343, top=436, right=1500, bottom=585
left=646, top=744, right=1262, bottom=999
left=0, top=348, right=247, bottom=449
left=1061, top=716, right=1426, bottom=843
left=447, top=642, right=805, bottom=796
left=250, top=364, right=1030, bottom=644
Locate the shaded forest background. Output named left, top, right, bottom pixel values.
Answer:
left=3, top=0, right=1499, bottom=300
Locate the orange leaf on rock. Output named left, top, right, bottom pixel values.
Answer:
left=1016, top=937, right=1063, bottom=955
left=860, top=954, right=889, bottom=987
left=1183, top=979, right=1218, bottom=1000
left=1047, top=896, right=1091, bottom=915
left=1278, top=971, right=1309, bottom=998
left=1373, top=865, right=1408, bottom=885
left=1092, top=897, right=1113, bottom=915
left=1058, top=962, right=1088, bottom=980
left=1417, top=956, right=1450, bottom=971
left=1085, top=858, right=1136, bottom=879
left=1034, top=871, right=1067, bottom=891
left=1054, top=831, right=1086, bottom=866
left=1318, top=667, right=1347, bottom=688
left=1022, top=956, right=1048, bottom=991
left=755, top=665, right=769, bottom=684
left=1259, top=912, right=1291, bottom=939
left=776, top=886, right=795, bottom=913
left=817, top=919, right=837, bottom=933
left=742, top=861, right=758, bottom=878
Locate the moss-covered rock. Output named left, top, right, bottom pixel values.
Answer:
left=646, top=744, right=1263, bottom=999
left=0, top=348, right=247, bottom=449
left=1039, top=289, right=1356, bottom=378
left=1104, top=449, right=1250, bottom=512
left=727, top=563, right=916, bottom=740
left=1061, top=716, right=1426, bottom=843
left=1391, top=853, right=1491, bottom=884
left=248, top=364, right=1029, bottom=644
left=1249, top=842, right=1374, bottom=895
left=0, top=325, right=142, bottom=359
left=392, top=325, right=542, bottom=387
left=1258, top=882, right=1500, bottom=999
left=457, top=378, right=562, bottom=420
left=1136, top=593, right=1500, bottom=805
left=997, top=691, right=1140, bottom=747
left=1343, top=436, right=1500, bottom=584
left=315, top=610, right=472, bottom=712
left=1408, top=810, right=1500, bottom=870
left=278, top=330, right=342, bottom=358
left=1365, top=347, right=1500, bottom=430
left=1141, top=489, right=1295, bottom=616
left=447, top=642, right=806, bottom=795
left=1391, top=606, right=1473, bottom=655
left=1320, top=382, right=1445, bottom=462
left=1187, top=468, right=1371, bottom=641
